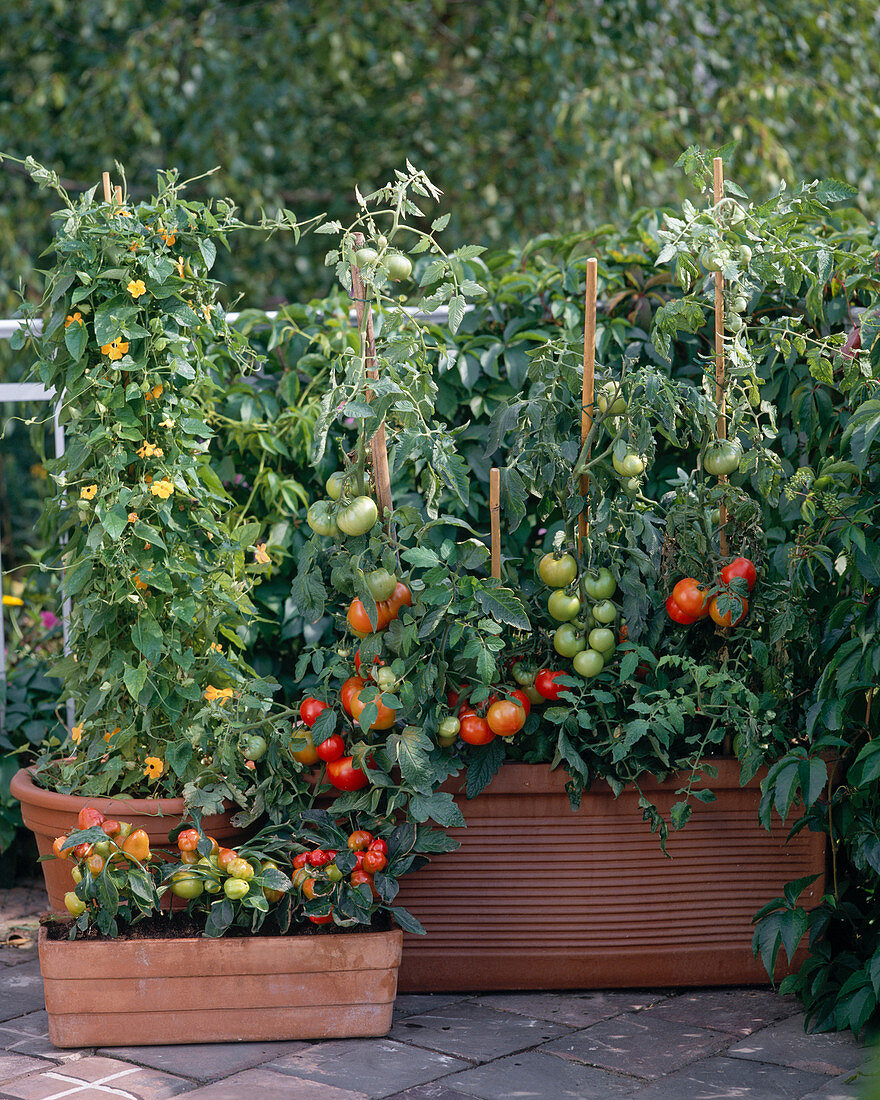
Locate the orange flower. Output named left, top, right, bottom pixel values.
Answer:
left=128, top=512, right=138, bottom=523
left=64, top=312, right=83, bottom=328
left=149, top=477, right=174, bottom=500
left=132, top=572, right=149, bottom=591
left=80, top=484, right=98, bottom=500
left=118, top=208, right=132, bottom=218
left=104, top=726, right=121, bottom=743
left=157, top=228, right=176, bottom=247
left=144, top=383, right=164, bottom=401
left=173, top=256, right=186, bottom=278
left=127, top=279, right=147, bottom=299
left=101, top=339, right=129, bottom=361
left=136, top=441, right=163, bottom=460
left=143, top=756, right=164, bottom=779
left=209, top=642, right=223, bottom=653
left=204, top=684, right=234, bottom=705
left=253, top=543, right=270, bottom=565
left=71, top=724, right=84, bottom=744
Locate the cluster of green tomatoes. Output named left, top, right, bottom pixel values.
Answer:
left=538, top=552, right=621, bottom=679
left=307, top=471, right=379, bottom=539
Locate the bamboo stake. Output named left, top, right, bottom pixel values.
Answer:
left=114, top=185, right=123, bottom=204
left=578, top=257, right=598, bottom=555
left=713, top=157, right=730, bottom=559
left=490, top=467, right=501, bottom=579
left=349, top=232, right=393, bottom=526
left=102, top=172, right=112, bottom=202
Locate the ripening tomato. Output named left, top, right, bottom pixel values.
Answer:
left=77, top=806, right=106, bottom=831
left=385, top=582, right=412, bottom=617
left=720, top=557, right=757, bottom=592
left=347, top=830, right=373, bottom=851
left=510, top=689, right=531, bottom=717
left=666, top=594, right=697, bottom=625
left=299, top=697, right=328, bottom=728
left=308, top=912, right=334, bottom=924
left=350, top=689, right=397, bottom=730
left=362, top=849, right=387, bottom=873
left=671, top=578, right=709, bottom=620
left=327, top=755, right=369, bottom=791
left=487, top=698, right=526, bottom=737
left=365, top=568, right=398, bottom=602
left=537, top=552, right=578, bottom=588
left=291, top=725, right=320, bottom=765
left=316, top=734, right=345, bottom=763
left=534, top=669, right=567, bottom=700
left=459, top=714, right=495, bottom=745
left=708, top=595, right=748, bottom=628
left=347, top=598, right=378, bottom=634
left=341, top=676, right=367, bottom=715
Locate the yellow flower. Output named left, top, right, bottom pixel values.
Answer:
left=104, top=726, right=121, bottom=743
left=64, top=312, right=83, bottom=328
left=2, top=595, right=23, bottom=607
left=144, top=383, right=164, bottom=402
left=253, top=543, right=270, bottom=565
left=71, top=724, right=84, bottom=744
left=80, top=484, right=98, bottom=500
left=136, top=441, right=162, bottom=460
left=149, top=477, right=174, bottom=500
left=159, top=417, right=174, bottom=429
left=173, top=256, right=186, bottom=278
left=143, top=756, right=164, bottom=779
left=128, top=512, right=138, bottom=523
left=209, top=642, right=223, bottom=653
left=127, top=279, right=147, bottom=299
left=118, top=208, right=132, bottom=218
left=204, top=684, right=234, bottom=706
left=101, top=339, right=129, bottom=361
left=157, top=228, right=176, bottom=247
left=200, top=304, right=213, bottom=322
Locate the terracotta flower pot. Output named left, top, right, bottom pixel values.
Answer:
left=11, top=768, right=245, bottom=914
left=39, top=925, right=403, bottom=1047
left=396, top=761, right=826, bottom=992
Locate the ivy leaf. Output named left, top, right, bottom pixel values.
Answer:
left=93, top=298, right=139, bottom=345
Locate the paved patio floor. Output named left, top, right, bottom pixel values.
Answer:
left=0, top=888, right=874, bottom=1099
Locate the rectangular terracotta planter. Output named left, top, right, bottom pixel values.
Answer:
left=395, top=761, right=825, bottom=992
left=39, top=927, right=403, bottom=1047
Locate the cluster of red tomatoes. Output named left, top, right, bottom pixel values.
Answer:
left=292, top=829, right=389, bottom=924
left=439, top=681, right=534, bottom=746
left=346, top=571, right=412, bottom=635
left=665, top=556, right=757, bottom=628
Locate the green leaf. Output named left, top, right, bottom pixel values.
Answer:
left=93, top=298, right=139, bottom=345
left=64, top=318, right=87, bottom=361
left=100, top=505, right=130, bottom=541
left=448, top=294, right=466, bottom=334
left=131, top=615, right=163, bottom=664
left=123, top=662, right=148, bottom=702
left=391, top=906, right=426, bottom=935
left=465, top=739, right=506, bottom=798
left=474, top=584, right=530, bottom=631
left=166, top=740, right=194, bottom=778
left=386, top=726, right=434, bottom=791
left=408, top=790, right=465, bottom=828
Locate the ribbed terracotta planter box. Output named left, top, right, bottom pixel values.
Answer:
left=396, top=761, right=826, bottom=992
left=11, top=768, right=244, bottom=915
left=39, top=926, right=403, bottom=1047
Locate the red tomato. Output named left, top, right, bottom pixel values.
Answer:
left=386, top=582, right=412, bottom=616
left=708, top=595, right=748, bottom=628
left=510, top=689, right=531, bottom=717
left=316, top=734, right=345, bottom=763
left=350, top=689, right=396, bottom=730
left=666, top=594, right=697, bottom=625
left=327, top=756, right=369, bottom=791
left=459, top=714, right=495, bottom=745
left=720, top=557, right=757, bottom=592
left=347, top=599, right=376, bottom=634
left=299, top=697, right=328, bottom=728
left=362, top=850, right=387, bottom=873
left=350, top=869, right=378, bottom=897
left=307, top=849, right=331, bottom=867
left=354, top=650, right=383, bottom=675
left=347, top=830, right=373, bottom=851
left=534, top=669, right=566, bottom=700
left=308, top=913, right=333, bottom=925
left=368, top=838, right=388, bottom=856
left=292, top=852, right=310, bottom=869
left=486, top=698, right=526, bottom=737
left=341, top=676, right=366, bottom=715
left=671, top=578, right=709, bottom=619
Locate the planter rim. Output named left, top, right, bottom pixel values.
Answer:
left=11, top=765, right=189, bottom=816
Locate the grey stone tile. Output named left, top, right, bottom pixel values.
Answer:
left=475, top=991, right=668, bottom=1030
left=393, top=995, right=469, bottom=1022
left=639, top=987, right=800, bottom=1036
left=800, top=1070, right=872, bottom=1098
left=388, top=1001, right=571, bottom=1063
left=0, top=1054, right=191, bottom=1098
left=728, top=1015, right=867, bottom=1076
left=385, top=1083, right=482, bottom=1100
left=99, top=1039, right=311, bottom=1082
left=624, top=1055, right=830, bottom=1098
left=269, top=1038, right=468, bottom=1099
left=0, top=951, right=38, bottom=970
left=0, top=1014, right=76, bottom=1062
left=542, top=1012, right=731, bottom=1080
left=0, top=966, right=44, bottom=1023
left=181, top=1065, right=369, bottom=1099
left=441, top=1050, right=637, bottom=1099
left=0, top=1054, right=56, bottom=1087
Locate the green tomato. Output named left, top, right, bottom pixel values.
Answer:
left=385, top=254, right=413, bottom=281
left=738, top=245, right=752, bottom=264
left=624, top=477, right=641, bottom=494
left=223, top=877, right=249, bottom=900
left=547, top=590, right=581, bottom=622
left=355, top=247, right=378, bottom=267
left=93, top=840, right=112, bottom=858
left=596, top=382, right=627, bottom=416
left=538, top=552, right=578, bottom=588
left=511, top=663, right=536, bottom=687
left=523, top=684, right=544, bottom=704
left=591, top=600, right=617, bottom=624
left=375, top=667, right=398, bottom=692
left=242, top=734, right=267, bottom=762
left=64, top=891, right=86, bottom=917
left=366, top=567, right=397, bottom=602
left=612, top=452, right=647, bottom=478
left=703, top=439, right=743, bottom=477
left=326, top=863, right=343, bottom=882
left=337, top=496, right=378, bottom=537
left=573, top=648, right=604, bottom=678
left=170, top=871, right=205, bottom=900
left=699, top=249, right=725, bottom=272
left=307, top=500, right=338, bottom=537
left=439, top=717, right=461, bottom=741
left=730, top=295, right=748, bottom=313
left=376, top=235, right=388, bottom=250
left=588, top=627, right=616, bottom=654
left=70, top=866, right=83, bottom=885
left=553, top=623, right=586, bottom=658
left=326, top=471, right=346, bottom=500
left=582, top=567, right=616, bottom=601
left=726, top=314, right=743, bottom=333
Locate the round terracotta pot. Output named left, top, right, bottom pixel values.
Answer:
left=10, top=768, right=245, bottom=914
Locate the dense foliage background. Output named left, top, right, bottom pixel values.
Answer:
left=1, top=0, right=879, bottom=313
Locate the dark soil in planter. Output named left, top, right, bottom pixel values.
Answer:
left=42, top=909, right=393, bottom=942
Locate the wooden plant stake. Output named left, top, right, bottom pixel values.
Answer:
left=114, top=185, right=123, bottom=204
left=578, top=257, right=598, bottom=555
left=490, top=468, right=501, bottom=579
left=349, top=232, right=393, bottom=527
left=713, top=157, right=730, bottom=558
left=102, top=172, right=112, bottom=202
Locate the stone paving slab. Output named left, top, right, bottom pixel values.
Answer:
left=0, top=965, right=45, bottom=1025
left=637, top=987, right=801, bottom=1036
left=727, top=1014, right=867, bottom=1076
left=436, top=1049, right=638, bottom=1099
left=0, top=1055, right=56, bottom=1089
left=393, top=995, right=469, bottom=1022
left=268, top=1038, right=469, bottom=1099
left=0, top=1054, right=191, bottom=1099
left=98, top=1039, right=312, bottom=1083
left=473, top=990, right=668, bottom=1029
left=387, top=1001, right=572, bottom=1064
left=624, top=1054, right=832, bottom=1098
left=180, top=1065, right=370, bottom=1099
left=385, top=1083, right=485, bottom=1100
left=0, top=1014, right=73, bottom=1063
left=800, top=1072, right=870, bottom=1099
left=541, top=1011, right=732, bottom=1080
